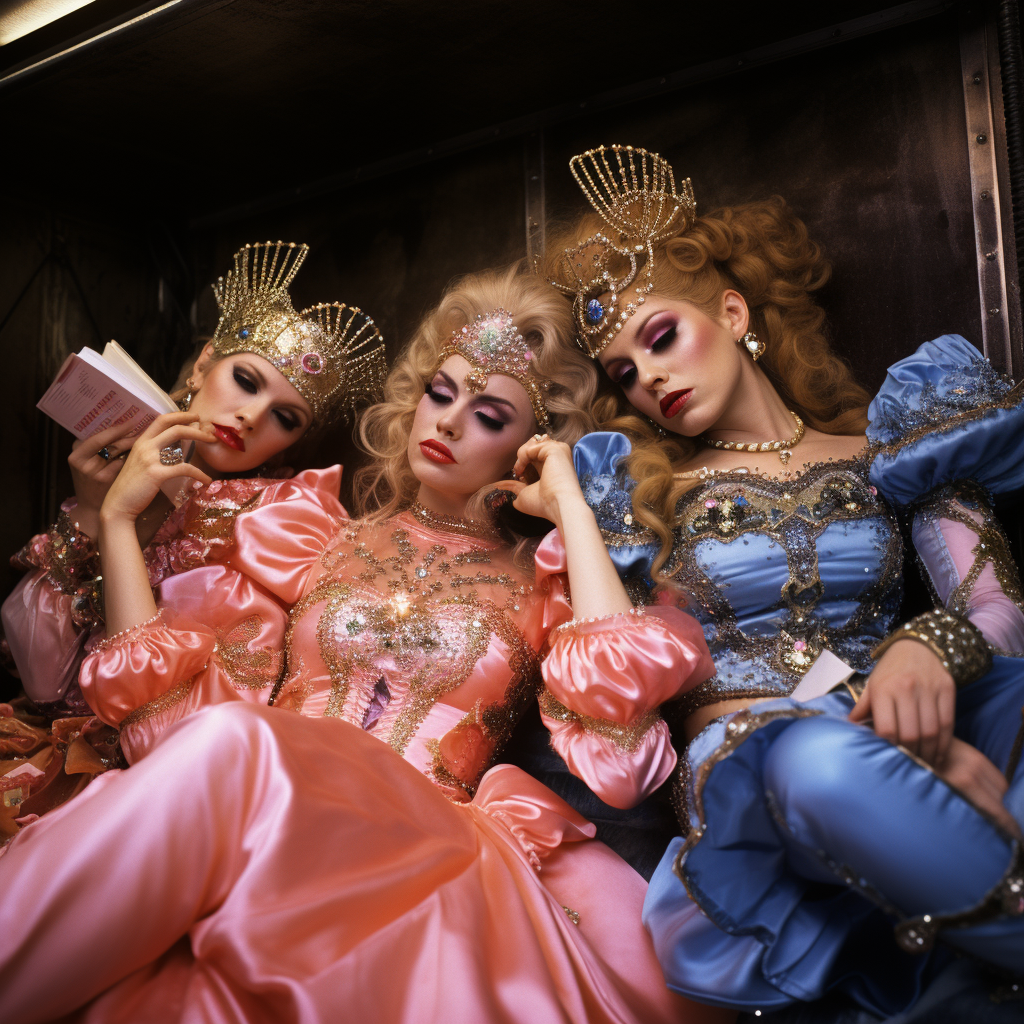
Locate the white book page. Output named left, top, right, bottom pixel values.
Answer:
left=37, top=351, right=164, bottom=440
left=101, top=341, right=177, bottom=413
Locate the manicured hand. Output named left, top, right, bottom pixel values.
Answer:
left=67, top=420, right=141, bottom=538
left=505, top=434, right=589, bottom=532
left=934, top=737, right=1019, bottom=837
left=100, top=412, right=215, bottom=524
left=849, top=637, right=956, bottom=766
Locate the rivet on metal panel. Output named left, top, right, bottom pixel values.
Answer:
left=977, top=133, right=989, bottom=143
left=990, top=308, right=1002, bottom=315
left=987, top=251, right=999, bottom=260
left=982, top=190, right=992, bottom=199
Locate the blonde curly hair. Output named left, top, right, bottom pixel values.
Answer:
left=544, top=196, right=871, bottom=576
left=353, top=263, right=601, bottom=519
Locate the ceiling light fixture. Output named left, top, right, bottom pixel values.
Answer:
left=0, top=0, right=100, bottom=46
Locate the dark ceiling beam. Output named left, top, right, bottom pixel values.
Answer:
left=189, top=0, right=956, bottom=230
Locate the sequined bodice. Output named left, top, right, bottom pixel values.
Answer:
left=591, top=457, right=904, bottom=714
left=278, top=512, right=544, bottom=798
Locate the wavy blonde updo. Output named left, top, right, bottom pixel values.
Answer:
left=543, top=196, right=871, bottom=576
left=353, top=263, right=601, bottom=520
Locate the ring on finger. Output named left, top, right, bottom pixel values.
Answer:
left=532, top=433, right=548, bottom=442
left=97, top=446, right=112, bottom=461
left=159, top=444, right=185, bottom=466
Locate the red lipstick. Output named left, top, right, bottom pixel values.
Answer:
left=419, top=440, right=457, bottom=464
left=659, top=389, right=692, bottom=419
left=213, top=424, right=245, bottom=452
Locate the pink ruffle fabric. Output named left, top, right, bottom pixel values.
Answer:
left=0, top=703, right=727, bottom=1024
left=536, top=530, right=714, bottom=809
left=1, top=573, right=88, bottom=704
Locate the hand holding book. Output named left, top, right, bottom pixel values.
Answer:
left=98, top=412, right=215, bottom=527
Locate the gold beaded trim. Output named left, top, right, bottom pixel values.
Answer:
left=549, top=605, right=647, bottom=640
left=871, top=609, right=992, bottom=689
left=408, top=503, right=499, bottom=541
left=119, top=675, right=196, bottom=730
left=538, top=689, right=662, bottom=753
left=93, top=611, right=164, bottom=652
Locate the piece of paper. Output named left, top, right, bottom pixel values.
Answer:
left=789, top=648, right=858, bottom=703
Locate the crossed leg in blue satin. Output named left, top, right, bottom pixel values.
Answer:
left=645, top=670, right=1024, bottom=1012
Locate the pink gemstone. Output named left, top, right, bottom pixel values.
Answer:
left=525, top=350, right=533, bottom=360
left=794, top=640, right=807, bottom=651
left=705, top=499, right=718, bottom=508
left=869, top=486, right=877, bottom=495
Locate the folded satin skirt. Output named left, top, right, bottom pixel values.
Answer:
left=644, top=659, right=1024, bottom=1018
left=0, top=702, right=722, bottom=1024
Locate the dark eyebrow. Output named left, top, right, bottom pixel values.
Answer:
left=435, top=368, right=517, bottom=411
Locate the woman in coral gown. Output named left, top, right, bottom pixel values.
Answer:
left=0, top=240, right=385, bottom=831
left=0, top=265, right=729, bottom=1024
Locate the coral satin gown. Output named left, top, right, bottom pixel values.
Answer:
left=0, top=481, right=727, bottom=1024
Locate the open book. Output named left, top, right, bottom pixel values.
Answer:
left=37, top=341, right=178, bottom=440
left=38, top=341, right=194, bottom=506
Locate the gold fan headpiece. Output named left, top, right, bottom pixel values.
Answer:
left=211, top=241, right=387, bottom=423
left=552, top=145, right=696, bottom=358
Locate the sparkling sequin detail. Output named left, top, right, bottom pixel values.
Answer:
left=279, top=513, right=540, bottom=799
left=662, top=458, right=903, bottom=715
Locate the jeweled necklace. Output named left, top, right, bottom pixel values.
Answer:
left=409, top=502, right=498, bottom=541
left=702, top=411, right=805, bottom=465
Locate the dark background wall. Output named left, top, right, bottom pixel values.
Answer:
left=2, top=0, right=1022, bottom=692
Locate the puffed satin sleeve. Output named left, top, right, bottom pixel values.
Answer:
left=534, top=530, right=714, bottom=810
left=1, top=568, right=89, bottom=704
left=80, top=565, right=288, bottom=763
left=867, top=334, right=1024, bottom=506
left=572, top=432, right=661, bottom=586
left=225, top=465, right=347, bottom=604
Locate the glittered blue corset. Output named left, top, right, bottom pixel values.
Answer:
left=575, top=334, right=1024, bottom=715
left=663, top=462, right=903, bottom=713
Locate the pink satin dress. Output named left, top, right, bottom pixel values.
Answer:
left=0, top=484, right=728, bottom=1024
left=0, top=468, right=342, bottom=834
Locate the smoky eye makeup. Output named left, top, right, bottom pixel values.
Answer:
left=425, top=377, right=455, bottom=402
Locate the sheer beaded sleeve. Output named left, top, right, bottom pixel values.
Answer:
left=911, top=483, right=1024, bottom=653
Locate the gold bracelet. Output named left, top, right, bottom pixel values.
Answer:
left=871, top=609, right=992, bottom=689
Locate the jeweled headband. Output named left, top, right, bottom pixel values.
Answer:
left=211, top=241, right=388, bottom=423
left=551, top=145, right=696, bottom=358
left=435, top=308, right=551, bottom=429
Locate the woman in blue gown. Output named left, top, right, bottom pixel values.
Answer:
left=541, top=144, right=1024, bottom=1016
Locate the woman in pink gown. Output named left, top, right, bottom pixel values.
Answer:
left=0, top=241, right=385, bottom=831
left=0, top=266, right=730, bottom=1024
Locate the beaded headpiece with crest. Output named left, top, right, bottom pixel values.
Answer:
left=435, top=308, right=551, bottom=429
left=551, top=145, right=696, bottom=358
left=211, top=241, right=387, bottom=423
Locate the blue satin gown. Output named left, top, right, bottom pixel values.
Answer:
left=573, top=336, right=1024, bottom=1016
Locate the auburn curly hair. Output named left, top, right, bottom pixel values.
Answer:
left=544, top=196, right=871, bottom=576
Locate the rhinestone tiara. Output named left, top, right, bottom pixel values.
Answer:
left=552, top=145, right=696, bottom=358
left=210, top=241, right=386, bottom=423
left=435, top=308, right=551, bottom=429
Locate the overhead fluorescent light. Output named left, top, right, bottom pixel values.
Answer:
left=0, top=0, right=99, bottom=46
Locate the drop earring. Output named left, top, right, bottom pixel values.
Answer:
left=179, top=376, right=197, bottom=411
left=738, top=331, right=765, bottom=362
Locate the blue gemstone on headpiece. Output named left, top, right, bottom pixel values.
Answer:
left=585, top=299, right=604, bottom=324
left=238, top=327, right=251, bottom=340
